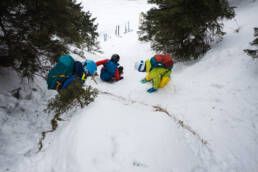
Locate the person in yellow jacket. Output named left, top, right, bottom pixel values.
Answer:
left=135, top=54, right=173, bottom=93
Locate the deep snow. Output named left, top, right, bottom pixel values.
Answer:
left=1, top=0, right=258, bottom=172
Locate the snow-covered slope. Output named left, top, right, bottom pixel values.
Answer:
left=2, top=0, right=258, bottom=172
left=0, top=68, right=57, bottom=171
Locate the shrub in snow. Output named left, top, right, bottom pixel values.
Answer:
left=46, top=78, right=98, bottom=115
left=138, top=0, right=235, bottom=61
left=244, top=27, right=258, bottom=59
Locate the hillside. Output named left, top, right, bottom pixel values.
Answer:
left=0, top=0, right=258, bottom=172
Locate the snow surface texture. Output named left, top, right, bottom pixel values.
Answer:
left=0, top=68, right=57, bottom=171
left=1, top=0, right=258, bottom=171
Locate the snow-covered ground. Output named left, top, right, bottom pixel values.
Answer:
left=1, top=0, right=258, bottom=172
left=0, top=67, right=58, bottom=171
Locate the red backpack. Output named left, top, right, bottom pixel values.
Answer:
left=152, top=54, right=174, bottom=70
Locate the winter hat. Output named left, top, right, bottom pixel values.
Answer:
left=83, top=60, right=97, bottom=75
left=135, top=60, right=146, bottom=72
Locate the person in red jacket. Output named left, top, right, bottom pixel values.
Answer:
left=96, top=54, right=123, bottom=82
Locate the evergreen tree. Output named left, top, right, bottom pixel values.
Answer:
left=139, top=0, right=235, bottom=61
left=0, top=0, right=99, bottom=78
left=244, top=27, right=258, bottom=59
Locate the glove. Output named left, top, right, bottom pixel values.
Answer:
left=140, top=78, right=148, bottom=84
left=147, top=87, right=156, bottom=93
left=120, top=76, right=124, bottom=80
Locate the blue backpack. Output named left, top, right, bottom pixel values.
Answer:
left=47, top=55, right=75, bottom=90
left=100, top=60, right=118, bottom=81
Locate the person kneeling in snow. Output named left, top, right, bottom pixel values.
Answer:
left=61, top=60, right=97, bottom=89
left=135, top=54, right=173, bottom=93
left=47, top=54, right=98, bottom=91
left=96, top=54, right=124, bottom=82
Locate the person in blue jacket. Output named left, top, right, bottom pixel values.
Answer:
left=96, top=54, right=123, bottom=82
left=61, top=60, right=97, bottom=89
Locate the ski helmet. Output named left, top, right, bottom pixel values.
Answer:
left=111, top=54, right=120, bottom=63
left=83, top=60, right=97, bottom=75
left=135, top=60, right=146, bottom=72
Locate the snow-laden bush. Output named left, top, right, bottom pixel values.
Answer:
left=244, top=27, right=258, bottom=59
left=46, top=78, right=98, bottom=115
left=138, top=0, right=235, bottom=61
left=0, top=0, right=99, bottom=78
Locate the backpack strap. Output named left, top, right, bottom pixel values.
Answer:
left=52, top=75, right=70, bottom=90
left=52, top=75, right=70, bottom=78
left=56, top=81, right=62, bottom=91
left=81, top=73, right=87, bottom=81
